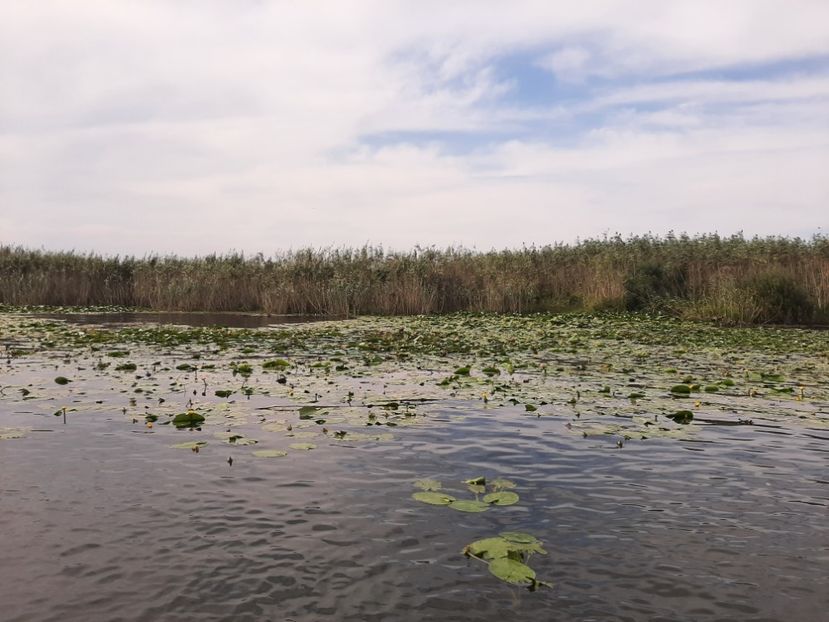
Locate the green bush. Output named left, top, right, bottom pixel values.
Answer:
left=623, top=263, right=687, bottom=311
left=742, top=272, right=814, bottom=324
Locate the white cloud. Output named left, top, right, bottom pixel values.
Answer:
left=0, top=1, right=827, bottom=254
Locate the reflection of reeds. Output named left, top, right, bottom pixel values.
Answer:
left=1, top=234, right=827, bottom=324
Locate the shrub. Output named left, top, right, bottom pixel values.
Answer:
left=623, top=263, right=687, bottom=311
left=742, top=272, right=814, bottom=324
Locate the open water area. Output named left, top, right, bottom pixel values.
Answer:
left=1, top=312, right=827, bottom=621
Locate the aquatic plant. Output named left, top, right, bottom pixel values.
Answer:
left=1, top=234, right=827, bottom=324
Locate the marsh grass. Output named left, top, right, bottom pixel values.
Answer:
left=1, top=233, right=827, bottom=324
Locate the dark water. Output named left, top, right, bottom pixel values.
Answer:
left=1, top=400, right=827, bottom=621
left=30, top=312, right=335, bottom=328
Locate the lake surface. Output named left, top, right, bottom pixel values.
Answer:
left=30, top=311, right=334, bottom=329
left=1, top=313, right=827, bottom=621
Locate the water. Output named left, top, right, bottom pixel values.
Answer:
left=2, top=405, right=827, bottom=621
left=1, top=315, right=828, bottom=621
left=30, top=312, right=335, bottom=329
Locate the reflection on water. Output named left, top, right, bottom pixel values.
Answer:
left=30, top=311, right=337, bottom=328
left=1, top=399, right=827, bottom=621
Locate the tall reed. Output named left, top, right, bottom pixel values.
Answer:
left=1, top=234, right=827, bottom=324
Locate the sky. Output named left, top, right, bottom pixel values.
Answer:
left=1, top=1, right=828, bottom=256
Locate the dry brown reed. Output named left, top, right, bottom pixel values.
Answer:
left=1, top=234, right=827, bottom=324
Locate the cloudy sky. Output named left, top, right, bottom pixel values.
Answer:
left=1, top=1, right=827, bottom=255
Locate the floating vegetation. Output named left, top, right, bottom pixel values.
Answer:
left=412, top=477, right=525, bottom=514
left=463, top=532, right=551, bottom=590
left=172, top=411, right=205, bottom=429
left=0, top=428, right=27, bottom=440
left=171, top=440, right=207, bottom=450
left=412, top=491, right=456, bottom=506
left=414, top=479, right=442, bottom=491
left=252, top=449, right=288, bottom=458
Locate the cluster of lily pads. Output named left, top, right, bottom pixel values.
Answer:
left=0, top=311, right=827, bottom=457
left=412, top=476, right=519, bottom=513
left=412, top=476, right=550, bottom=590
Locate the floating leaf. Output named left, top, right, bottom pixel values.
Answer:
left=214, top=390, right=233, bottom=398
left=414, top=479, right=442, bottom=491
left=171, top=441, right=207, bottom=450
left=464, top=476, right=486, bottom=486
left=299, top=406, right=323, bottom=420
left=289, top=442, right=316, bottom=451
left=464, top=537, right=512, bottom=560
left=262, top=359, right=290, bottom=370
left=670, top=384, right=691, bottom=395
left=449, top=499, right=490, bottom=513
left=491, top=478, right=516, bottom=490
left=488, top=558, right=536, bottom=585
left=483, top=491, right=519, bottom=506
left=412, top=491, right=456, bottom=506
left=667, top=410, right=694, bottom=424
left=0, top=428, right=26, bottom=440
left=172, top=411, right=205, bottom=428
left=54, top=376, right=71, bottom=385
left=498, top=532, right=547, bottom=554
left=500, top=531, right=540, bottom=545
left=253, top=449, right=288, bottom=458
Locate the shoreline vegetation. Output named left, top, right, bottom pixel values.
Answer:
left=1, top=234, right=827, bottom=325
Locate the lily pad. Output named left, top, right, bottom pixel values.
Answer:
left=171, top=441, right=207, bottom=450
left=289, top=442, right=316, bottom=451
left=449, top=499, right=490, bottom=513
left=172, top=411, right=205, bottom=428
left=253, top=449, right=288, bottom=458
left=483, top=491, right=520, bottom=506
left=667, top=410, right=694, bottom=424
left=464, top=537, right=513, bottom=560
left=488, top=557, right=536, bottom=585
left=54, top=376, right=71, bottom=385
left=491, top=478, right=516, bottom=490
left=299, top=406, right=323, bottom=420
left=414, top=479, right=442, bottom=491
left=412, top=491, right=456, bottom=506
left=0, top=429, right=26, bottom=440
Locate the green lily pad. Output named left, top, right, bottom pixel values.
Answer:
left=491, top=478, right=516, bottom=490
left=483, top=491, right=520, bottom=506
left=214, top=390, right=233, bottom=398
left=667, top=410, right=694, bottom=424
left=464, top=537, right=512, bottom=560
left=449, top=499, right=490, bottom=513
left=54, top=376, right=71, bottom=385
left=253, top=449, right=288, bottom=458
left=414, top=479, right=442, bottom=491
left=488, top=557, right=536, bottom=585
left=289, top=442, right=316, bottom=450
left=500, top=531, right=540, bottom=545
left=670, top=384, right=691, bottom=395
left=172, top=411, right=205, bottom=428
left=412, top=491, right=456, bottom=506
left=171, top=441, right=207, bottom=450
left=299, top=406, right=323, bottom=420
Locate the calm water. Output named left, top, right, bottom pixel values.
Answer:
left=30, top=312, right=334, bottom=328
left=1, top=316, right=828, bottom=621
left=2, top=405, right=827, bottom=621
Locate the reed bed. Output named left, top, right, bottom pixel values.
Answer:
left=1, top=234, right=827, bottom=324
